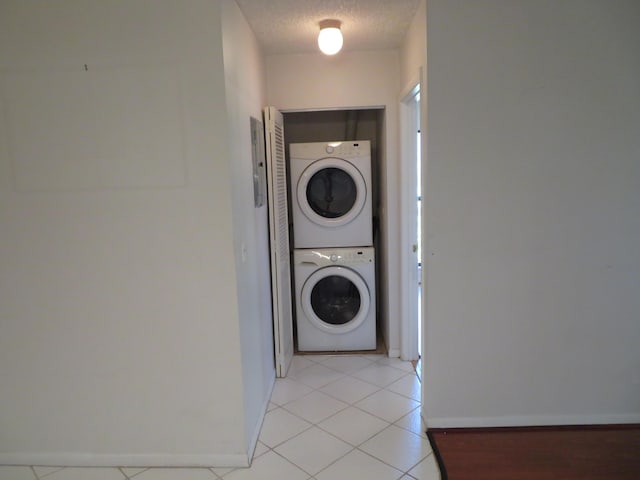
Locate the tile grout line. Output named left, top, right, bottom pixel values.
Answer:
left=307, top=444, right=358, bottom=478
left=274, top=377, right=385, bottom=428
left=270, top=387, right=419, bottom=451
left=352, top=444, right=413, bottom=475
left=286, top=366, right=417, bottom=407
left=260, top=412, right=316, bottom=450
left=348, top=437, right=436, bottom=477
left=30, top=465, right=40, bottom=480
left=268, top=444, right=356, bottom=478
left=312, top=413, right=392, bottom=447
left=279, top=400, right=352, bottom=427
left=287, top=360, right=411, bottom=384
left=30, top=466, right=68, bottom=480
left=119, top=466, right=148, bottom=479
left=271, top=361, right=422, bottom=434
left=265, top=359, right=430, bottom=478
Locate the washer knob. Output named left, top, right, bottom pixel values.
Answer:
left=330, top=254, right=339, bottom=262
left=326, top=145, right=334, bottom=154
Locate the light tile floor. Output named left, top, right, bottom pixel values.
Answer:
left=0, top=354, right=439, bottom=480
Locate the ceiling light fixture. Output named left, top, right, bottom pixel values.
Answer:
left=318, top=19, right=343, bottom=55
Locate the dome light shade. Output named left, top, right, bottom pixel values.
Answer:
left=318, top=19, right=343, bottom=55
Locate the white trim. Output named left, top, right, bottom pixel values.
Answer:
left=387, top=348, right=401, bottom=358
left=0, top=453, right=250, bottom=468
left=399, top=68, right=422, bottom=362
left=279, top=105, right=386, bottom=113
left=425, top=414, right=640, bottom=429
left=400, top=74, right=421, bottom=104
left=246, top=372, right=276, bottom=465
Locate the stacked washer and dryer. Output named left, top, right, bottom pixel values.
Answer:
left=289, top=141, right=377, bottom=352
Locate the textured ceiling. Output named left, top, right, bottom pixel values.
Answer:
left=235, top=0, right=421, bottom=55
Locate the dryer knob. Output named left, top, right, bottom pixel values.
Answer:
left=326, top=145, right=334, bottom=154
left=330, top=254, right=339, bottom=262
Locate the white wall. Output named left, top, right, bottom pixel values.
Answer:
left=400, top=0, right=426, bottom=89
left=221, top=0, right=275, bottom=456
left=424, top=0, right=640, bottom=427
left=266, top=50, right=403, bottom=355
left=399, top=0, right=427, bottom=362
left=0, top=0, right=250, bottom=466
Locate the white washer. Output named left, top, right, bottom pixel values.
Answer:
left=294, top=247, right=376, bottom=352
left=289, top=141, right=372, bottom=248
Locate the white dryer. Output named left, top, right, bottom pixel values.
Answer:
left=294, top=247, right=376, bottom=352
left=289, top=141, right=372, bottom=248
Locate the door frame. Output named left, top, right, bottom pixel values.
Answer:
left=399, top=69, right=423, bottom=361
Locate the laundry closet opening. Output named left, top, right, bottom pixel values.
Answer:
left=282, top=107, right=386, bottom=355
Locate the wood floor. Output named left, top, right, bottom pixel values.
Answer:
left=428, top=425, right=640, bottom=480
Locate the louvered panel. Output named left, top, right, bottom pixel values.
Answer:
left=264, top=107, right=293, bottom=377
left=274, top=124, right=288, bottom=258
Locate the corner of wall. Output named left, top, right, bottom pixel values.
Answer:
left=221, top=0, right=275, bottom=457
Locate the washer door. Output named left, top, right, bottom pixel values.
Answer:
left=301, top=266, right=370, bottom=334
left=297, top=158, right=367, bottom=227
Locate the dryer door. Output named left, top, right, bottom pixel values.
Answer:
left=301, top=266, right=370, bottom=334
left=297, top=158, right=367, bottom=227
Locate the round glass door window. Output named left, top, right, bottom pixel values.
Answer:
left=306, top=168, right=357, bottom=219
left=310, top=275, right=361, bottom=325
left=297, top=158, right=367, bottom=227
left=301, top=266, right=370, bottom=334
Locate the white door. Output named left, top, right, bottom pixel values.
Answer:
left=400, top=79, right=422, bottom=361
left=264, top=106, right=293, bottom=377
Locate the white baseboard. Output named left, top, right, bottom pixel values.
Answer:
left=0, top=453, right=249, bottom=468
left=0, top=377, right=278, bottom=469
left=387, top=348, right=401, bottom=358
left=425, top=413, right=640, bottom=429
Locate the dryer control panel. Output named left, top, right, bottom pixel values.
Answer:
left=294, top=247, right=375, bottom=266
left=290, top=140, right=371, bottom=160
